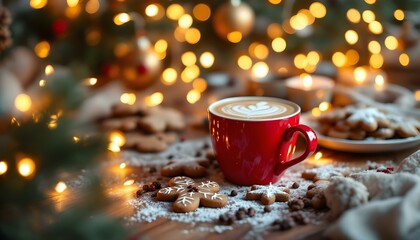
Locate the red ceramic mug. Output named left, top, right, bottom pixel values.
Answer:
left=208, top=96, right=317, bottom=186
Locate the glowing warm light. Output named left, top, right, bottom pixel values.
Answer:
left=307, top=51, right=320, bottom=65
left=362, top=10, right=375, bottom=23
left=365, top=0, right=376, bottom=4
left=114, top=42, right=130, bottom=58
left=254, top=44, right=269, bottom=60
left=368, top=21, right=383, bottom=34
left=167, top=4, right=184, bottom=20
left=48, top=119, right=57, bottom=129
left=0, top=161, right=7, bottom=175
left=45, top=65, right=55, bottom=75
left=399, top=53, right=410, bottom=66
left=290, top=13, right=309, bottom=30
left=65, top=4, right=81, bottom=18
left=312, top=107, right=321, bottom=117
left=73, top=136, right=80, bottom=143
left=15, top=94, right=32, bottom=112
left=354, top=67, right=367, bottom=84
left=120, top=163, right=126, bottom=169
left=145, top=92, right=164, bottom=107
left=120, top=93, right=136, bottom=105
left=124, top=179, right=135, bottom=186
left=85, top=77, right=97, bottom=86
left=11, top=117, right=20, bottom=126
left=272, top=37, right=286, bottom=52
left=374, top=75, right=385, bottom=90
left=182, top=65, right=200, bottom=81
left=181, top=51, right=197, bottom=66
left=67, top=0, right=79, bottom=7
left=86, top=29, right=101, bottom=46
left=200, top=52, right=215, bottom=68
left=110, top=130, right=126, bottom=147
left=368, top=41, right=381, bottom=54
left=319, top=102, right=331, bottom=112
left=162, top=68, right=177, bottom=85
left=267, top=23, right=282, bottom=39
left=108, top=142, right=121, bottom=153
left=86, top=0, right=100, bottom=14
left=294, top=54, right=308, bottom=69
left=415, top=90, right=420, bottom=101
left=35, top=41, right=50, bottom=58
left=55, top=181, right=67, bottom=193
left=384, top=36, right=398, bottom=50
left=39, top=79, right=46, bottom=87
left=193, top=3, right=211, bottom=21
left=268, top=0, right=282, bottom=4
left=302, top=74, right=313, bottom=90
left=18, top=158, right=36, bottom=177
left=154, top=39, right=168, bottom=53
left=314, top=151, right=323, bottom=160
left=186, top=89, right=201, bottom=104
left=192, top=78, right=208, bottom=92
left=251, top=62, right=269, bottom=79
left=309, top=2, right=327, bottom=18
left=145, top=4, right=159, bottom=17
left=227, top=31, right=242, bottom=43
left=185, top=28, right=201, bottom=44
left=114, top=13, right=131, bottom=25
left=346, top=8, right=361, bottom=23
left=369, top=54, right=384, bottom=69
left=394, top=9, right=404, bottom=21
left=332, top=52, right=346, bottom=67
left=345, top=30, right=358, bottom=45
left=30, top=0, right=47, bottom=9
left=237, top=55, right=253, bottom=70
left=178, top=14, right=193, bottom=29
left=346, top=49, right=359, bottom=66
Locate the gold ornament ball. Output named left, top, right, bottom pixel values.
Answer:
left=213, top=1, right=255, bottom=40
left=121, top=35, right=162, bottom=89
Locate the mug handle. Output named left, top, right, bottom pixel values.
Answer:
left=274, top=125, right=317, bottom=175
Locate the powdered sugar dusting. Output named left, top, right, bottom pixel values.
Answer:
left=66, top=136, right=396, bottom=239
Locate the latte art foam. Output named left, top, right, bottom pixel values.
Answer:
left=209, top=97, right=298, bottom=120
left=222, top=101, right=285, bottom=118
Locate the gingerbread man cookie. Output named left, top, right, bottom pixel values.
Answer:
left=161, top=159, right=210, bottom=178
left=156, top=176, right=228, bottom=213
left=245, top=184, right=290, bottom=205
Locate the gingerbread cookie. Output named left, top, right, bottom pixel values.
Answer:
left=387, top=115, right=420, bottom=138
left=99, top=102, right=186, bottom=153
left=101, top=116, right=140, bottom=131
left=161, top=159, right=210, bottom=178
left=111, top=103, right=147, bottom=117
left=305, top=180, right=329, bottom=209
left=345, top=107, right=390, bottom=132
left=156, top=176, right=227, bottom=213
left=245, top=184, right=290, bottom=205
left=302, top=166, right=350, bottom=182
left=139, top=107, right=186, bottom=133
left=123, top=132, right=176, bottom=153
left=317, top=105, right=420, bottom=140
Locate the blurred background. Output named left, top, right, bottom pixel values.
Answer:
left=0, top=1, right=420, bottom=239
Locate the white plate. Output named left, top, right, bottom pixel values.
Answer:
left=300, top=113, right=420, bottom=153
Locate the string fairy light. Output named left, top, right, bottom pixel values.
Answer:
left=55, top=181, right=67, bottom=193
left=17, top=157, right=36, bottom=178
left=0, top=161, right=8, bottom=175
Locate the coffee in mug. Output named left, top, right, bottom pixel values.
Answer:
left=208, top=96, right=317, bottom=186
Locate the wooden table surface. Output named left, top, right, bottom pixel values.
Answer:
left=48, top=124, right=419, bottom=240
